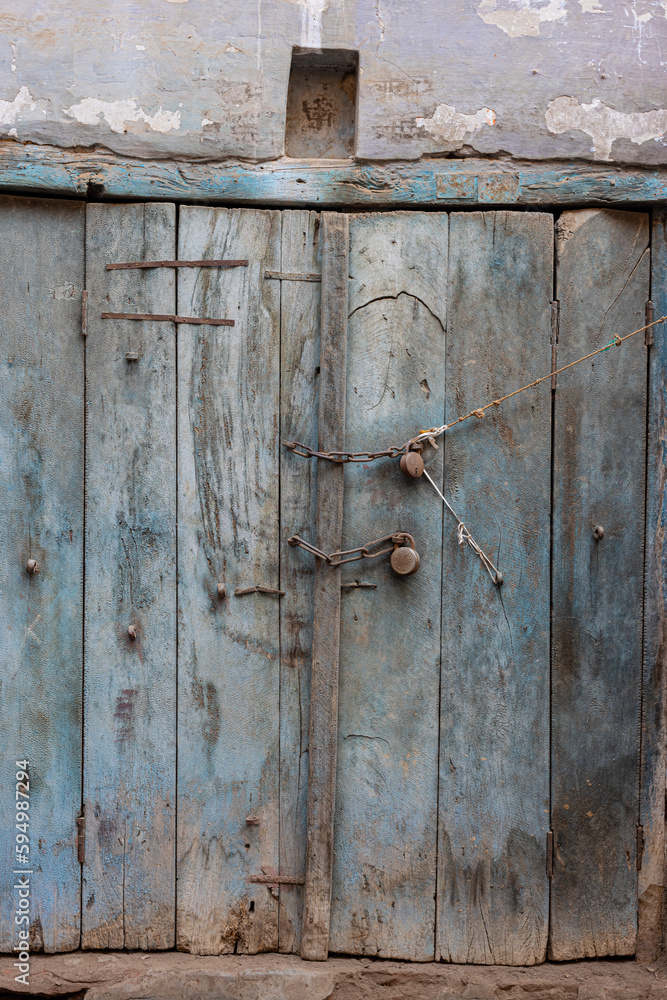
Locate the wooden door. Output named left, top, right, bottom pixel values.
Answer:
left=0, top=200, right=660, bottom=964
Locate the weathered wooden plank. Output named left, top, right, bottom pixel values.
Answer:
left=301, top=212, right=349, bottom=962
left=83, top=203, right=176, bottom=950
left=177, top=207, right=281, bottom=955
left=438, top=212, right=553, bottom=966
left=1, top=143, right=667, bottom=207
left=0, top=196, right=84, bottom=953
left=638, top=209, right=667, bottom=962
left=278, top=211, right=322, bottom=954
left=551, top=209, right=649, bottom=960
left=329, top=212, right=446, bottom=961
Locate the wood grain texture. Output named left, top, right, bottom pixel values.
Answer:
left=551, top=209, right=649, bottom=960
left=638, top=209, right=667, bottom=962
left=278, top=212, right=322, bottom=954
left=301, top=212, right=349, bottom=962
left=176, top=207, right=281, bottom=955
left=329, top=212, right=447, bottom=961
left=83, top=203, right=177, bottom=950
left=0, top=196, right=84, bottom=953
left=1, top=144, right=667, bottom=208
left=437, top=212, right=553, bottom=966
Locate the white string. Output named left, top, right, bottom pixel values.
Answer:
left=422, top=469, right=502, bottom=587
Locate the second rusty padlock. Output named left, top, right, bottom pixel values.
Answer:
left=400, top=446, right=424, bottom=479
left=390, top=533, right=421, bottom=576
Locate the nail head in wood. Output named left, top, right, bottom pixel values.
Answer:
left=593, top=525, right=605, bottom=541
left=127, top=624, right=137, bottom=640
left=217, top=582, right=226, bottom=599
left=26, top=558, right=38, bottom=575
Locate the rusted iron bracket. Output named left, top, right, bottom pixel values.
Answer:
left=637, top=824, right=645, bottom=871
left=550, top=300, right=559, bottom=391
left=101, top=312, right=234, bottom=326
left=646, top=301, right=654, bottom=346
left=264, top=270, right=321, bottom=282
left=81, top=289, right=88, bottom=337
left=76, top=812, right=86, bottom=864
left=547, top=830, right=554, bottom=879
left=234, top=585, right=285, bottom=597
left=106, top=259, right=248, bottom=271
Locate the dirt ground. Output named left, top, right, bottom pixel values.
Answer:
left=1, top=951, right=667, bottom=1000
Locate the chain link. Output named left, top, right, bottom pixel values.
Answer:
left=287, top=532, right=413, bottom=567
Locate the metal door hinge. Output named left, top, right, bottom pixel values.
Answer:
left=637, top=824, right=645, bottom=871
left=550, top=301, right=559, bottom=391
left=81, top=289, right=88, bottom=338
left=646, top=301, right=654, bottom=347
left=76, top=811, right=85, bottom=864
left=547, top=830, right=554, bottom=879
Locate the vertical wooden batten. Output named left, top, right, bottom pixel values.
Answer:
left=638, top=209, right=667, bottom=961
left=301, top=212, right=349, bottom=961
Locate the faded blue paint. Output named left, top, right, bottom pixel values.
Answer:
left=0, top=145, right=667, bottom=207
left=0, top=196, right=84, bottom=952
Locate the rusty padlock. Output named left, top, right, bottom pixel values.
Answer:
left=399, top=444, right=424, bottom=480
left=390, top=533, right=421, bottom=576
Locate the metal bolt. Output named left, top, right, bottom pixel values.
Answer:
left=26, top=559, right=38, bottom=575
left=127, top=624, right=137, bottom=640
left=593, top=525, right=604, bottom=541
left=217, top=582, right=226, bottom=599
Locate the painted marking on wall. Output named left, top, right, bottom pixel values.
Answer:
left=546, top=96, right=667, bottom=160
left=281, top=0, right=332, bottom=47
left=63, top=98, right=181, bottom=134
left=476, top=0, right=567, bottom=36
left=415, top=104, right=496, bottom=143
left=0, top=87, right=36, bottom=127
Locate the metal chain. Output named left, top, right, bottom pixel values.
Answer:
left=287, top=532, right=412, bottom=567
left=285, top=315, right=667, bottom=466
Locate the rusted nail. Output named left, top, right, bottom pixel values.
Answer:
left=26, top=559, right=38, bottom=575
left=126, top=351, right=140, bottom=362
left=593, top=525, right=605, bottom=541
left=127, top=624, right=137, bottom=640
left=246, top=815, right=260, bottom=826
left=494, top=571, right=504, bottom=587
left=341, top=581, right=377, bottom=590
left=217, top=582, right=226, bottom=599
left=234, top=586, right=285, bottom=597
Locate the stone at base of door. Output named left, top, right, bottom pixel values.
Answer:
left=0, top=952, right=662, bottom=1000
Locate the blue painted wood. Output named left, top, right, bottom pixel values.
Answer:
left=176, top=207, right=281, bottom=955
left=329, top=212, right=447, bottom=960
left=1, top=144, right=666, bottom=207
left=83, top=203, right=177, bottom=949
left=551, top=209, right=649, bottom=959
left=278, top=211, right=321, bottom=954
left=0, top=196, right=85, bottom=953
left=437, top=212, right=553, bottom=965
left=638, top=209, right=667, bottom=960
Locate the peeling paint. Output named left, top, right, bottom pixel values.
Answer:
left=579, top=0, right=604, bottom=12
left=63, top=98, right=180, bottom=135
left=282, top=0, right=330, bottom=47
left=0, top=86, right=36, bottom=127
left=477, top=0, right=567, bottom=36
left=415, top=103, right=496, bottom=143
left=546, top=95, right=667, bottom=160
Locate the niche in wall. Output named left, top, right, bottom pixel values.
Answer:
left=285, top=48, right=358, bottom=159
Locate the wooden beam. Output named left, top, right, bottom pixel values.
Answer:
left=1, top=142, right=667, bottom=207
left=301, top=212, right=349, bottom=962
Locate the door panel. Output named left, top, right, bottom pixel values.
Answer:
left=176, top=207, right=281, bottom=955
left=83, top=203, right=177, bottom=949
left=329, top=212, right=447, bottom=960
left=550, top=209, right=649, bottom=959
left=0, top=196, right=85, bottom=952
left=437, top=212, right=553, bottom=965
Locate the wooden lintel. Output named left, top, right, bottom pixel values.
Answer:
left=1, top=143, right=667, bottom=207
left=301, top=212, right=349, bottom=962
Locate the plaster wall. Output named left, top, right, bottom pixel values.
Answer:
left=0, top=0, right=666, bottom=167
